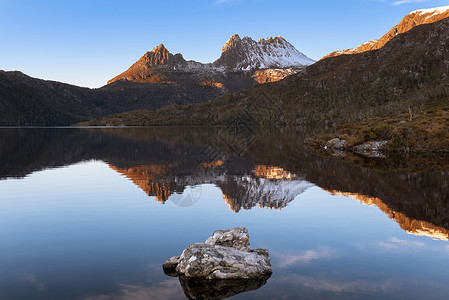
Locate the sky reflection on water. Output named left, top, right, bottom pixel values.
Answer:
left=0, top=128, right=448, bottom=300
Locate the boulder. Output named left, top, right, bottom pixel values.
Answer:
left=354, top=141, right=388, bottom=158
left=163, top=227, right=272, bottom=280
left=325, top=138, right=346, bottom=150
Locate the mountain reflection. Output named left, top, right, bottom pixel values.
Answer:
left=110, top=163, right=313, bottom=211
left=110, top=165, right=176, bottom=203
left=0, top=127, right=448, bottom=239
left=326, top=190, right=449, bottom=241
left=218, top=174, right=312, bottom=212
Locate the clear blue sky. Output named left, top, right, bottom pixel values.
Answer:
left=1, top=0, right=448, bottom=88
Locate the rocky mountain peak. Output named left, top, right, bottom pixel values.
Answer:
left=107, top=44, right=188, bottom=84
left=108, top=34, right=314, bottom=85
left=257, top=36, right=285, bottom=43
left=214, top=34, right=315, bottom=70
left=141, top=44, right=180, bottom=67
left=152, top=43, right=167, bottom=52
left=222, top=34, right=242, bottom=52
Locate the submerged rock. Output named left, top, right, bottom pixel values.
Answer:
left=163, top=227, right=272, bottom=280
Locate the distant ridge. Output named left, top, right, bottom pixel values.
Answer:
left=322, top=6, right=449, bottom=59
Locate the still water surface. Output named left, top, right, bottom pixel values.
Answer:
left=0, top=127, right=448, bottom=300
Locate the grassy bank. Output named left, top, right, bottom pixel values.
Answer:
left=308, top=107, right=449, bottom=154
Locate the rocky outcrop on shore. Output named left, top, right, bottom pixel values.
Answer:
left=321, top=137, right=389, bottom=158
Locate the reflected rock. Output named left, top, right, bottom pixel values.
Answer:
left=178, top=274, right=271, bottom=300
left=163, top=227, right=272, bottom=279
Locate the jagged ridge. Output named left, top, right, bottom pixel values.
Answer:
left=215, top=34, right=315, bottom=70
left=107, top=34, right=315, bottom=86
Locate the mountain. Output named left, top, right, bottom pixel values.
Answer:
left=0, top=35, right=313, bottom=126
left=0, top=70, right=225, bottom=125
left=323, top=6, right=449, bottom=59
left=108, top=44, right=206, bottom=84
left=214, top=34, right=315, bottom=70
left=108, top=34, right=315, bottom=90
left=0, top=70, right=102, bottom=126
left=86, top=13, right=449, bottom=128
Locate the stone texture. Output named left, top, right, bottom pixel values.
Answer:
left=354, top=141, right=388, bottom=158
left=163, top=227, right=272, bottom=280
left=325, top=138, right=346, bottom=150
left=205, top=226, right=250, bottom=251
left=162, top=256, right=180, bottom=277
left=175, top=243, right=271, bottom=279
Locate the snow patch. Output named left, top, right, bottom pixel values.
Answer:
left=411, top=6, right=449, bottom=21
left=220, top=35, right=315, bottom=70
left=411, top=6, right=449, bottom=16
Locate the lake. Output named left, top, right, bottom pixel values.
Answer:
left=0, top=127, right=448, bottom=300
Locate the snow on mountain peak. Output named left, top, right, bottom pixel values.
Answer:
left=411, top=6, right=449, bottom=16
left=109, top=34, right=315, bottom=85
left=215, top=34, right=315, bottom=70
left=322, top=6, right=449, bottom=60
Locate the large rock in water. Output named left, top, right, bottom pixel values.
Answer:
left=163, top=227, right=272, bottom=280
